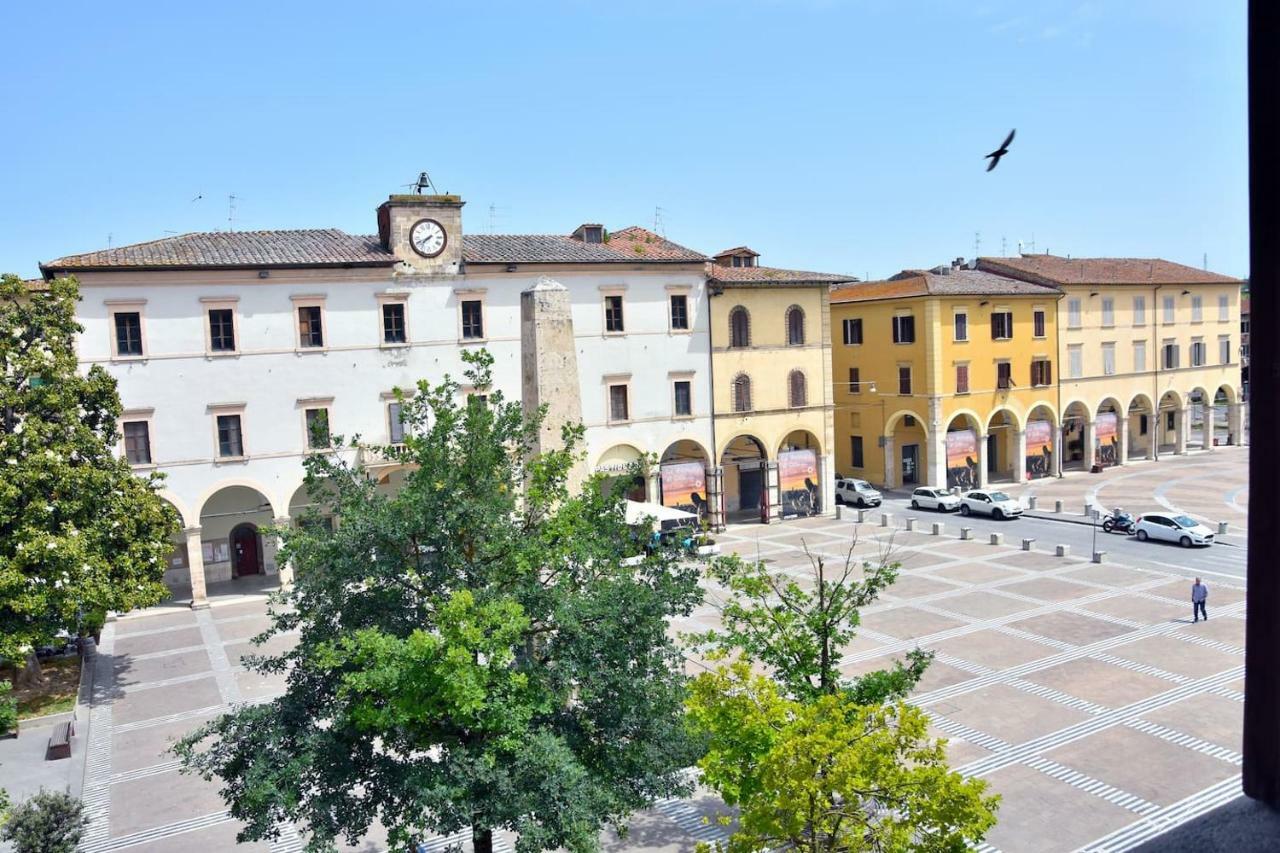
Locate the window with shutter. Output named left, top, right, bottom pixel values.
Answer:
left=730, top=307, right=751, bottom=347
left=1033, top=309, right=1046, bottom=338
left=848, top=367, right=861, bottom=394
left=732, top=375, right=752, bottom=412
left=898, top=366, right=912, bottom=395
left=123, top=421, right=151, bottom=465
left=997, top=362, right=1012, bottom=389
left=842, top=318, right=863, bottom=345
left=786, top=306, right=805, bottom=346
left=956, top=364, right=969, bottom=394
left=893, top=315, right=915, bottom=343
left=788, top=370, right=807, bottom=407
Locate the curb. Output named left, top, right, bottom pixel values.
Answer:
left=1019, top=511, right=1243, bottom=548
left=67, top=640, right=97, bottom=799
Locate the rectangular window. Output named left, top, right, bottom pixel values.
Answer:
left=851, top=436, right=865, bottom=468
left=388, top=402, right=406, bottom=444
left=1068, top=344, right=1083, bottom=378
left=114, top=312, right=143, bottom=356
left=1067, top=298, right=1082, bottom=329
left=1030, top=359, right=1052, bottom=387
left=669, top=294, right=689, bottom=331
left=1219, top=294, right=1229, bottom=322
left=991, top=311, right=1013, bottom=340
left=1139, top=414, right=1148, bottom=436
left=1033, top=309, right=1046, bottom=338
left=954, top=312, right=968, bottom=342
left=842, top=318, right=863, bottom=345
left=1101, top=298, right=1115, bottom=327
left=1163, top=295, right=1176, bottom=324
left=996, top=362, right=1012, bottom=389
left=1220, top=336, right=1231, bottom=365
left=673, top=380, right=692, bottom=416
left=208, top=309, right=236, bottom=352
left=1191, top=339, right=1206, bottom=367
left=892, top=315, right=915, bottom=344
left=1191, top=295, right=1203, bottom=322
left=608, top=384, right=629, bottom=422
left=382, top=303, right=407, bottom=344
left=461, top=299, right=484, bottom=340
left=1163, top=341, right=1180, bottom=369
left=1134, top=341, right=1147, bottom=373
left=216, top=414, right=244, bottom=458
left=305, top=408, right=331, bottom=449
left=848, top=367, right=861, bottom=394
left=1102, top=342, right=1116, bottom=375
left=898, top=365, right=912, bottom=395
left=1167, top=411, right=1176, bottom=431
left=956, top=364, right=969, bottom=394
left=123, top=421, right=151, bottom=466
left=298, top=306, right=324, bottom=348
left=1133, top=296, right=1146, bottom=325
left=604, top=295, right=625, bottom=333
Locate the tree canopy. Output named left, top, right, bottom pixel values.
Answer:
left=176, top=350, right=705, bottom=853
left=0, top=273, right=176, bottom=667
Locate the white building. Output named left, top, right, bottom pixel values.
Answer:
left=42, top=194, right=731, bottom=605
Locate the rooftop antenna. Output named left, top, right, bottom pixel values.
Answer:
left=1203, top=252, right=1208, bottom=270
left=1001, top=236, right=1007, bottom=257
left=974, top=231, right=982, bottom=257
left=227, top=194, right=238, bottom=232
left=487, top=203, right=509, bottom=234
left=654, top=206, right=667, bottom=237
left=107, top=233, right=113, bottom=248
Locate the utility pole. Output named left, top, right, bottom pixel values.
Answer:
left=228, top=194, right=238, bottom=232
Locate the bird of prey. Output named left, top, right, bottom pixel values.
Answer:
left=985, top=129, right=1016, bottom=172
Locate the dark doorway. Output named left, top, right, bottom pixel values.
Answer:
left=230, top=524, right=261, bottom=577
left=739, top=466, right=763, bottom=518
left=901, top=445, right=919, bottom=485
left=986, top=434, right=998, bottom=475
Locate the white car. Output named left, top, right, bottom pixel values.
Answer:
left=958, top=490, right=1023, bottom=520
left=910, top=487, right=960, bottom=512
left=1134, top=512, right=1215, bottom=547
left=835, top=477, right=882, bottom=508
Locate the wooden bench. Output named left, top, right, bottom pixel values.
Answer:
left=46, top=720, right=72, bottom=761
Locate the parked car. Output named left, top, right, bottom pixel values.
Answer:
left=1134, top=512, right=1215, bottom=547
left=835, top=477, right=882, bottom=508
left=958, top=490, right=1023, bottom=520
left=910, top=487, right=960, bottom=512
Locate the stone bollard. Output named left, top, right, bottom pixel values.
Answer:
left=904, top=518, right=917, bottom=532
left=856, top=509, right=868, bottom=523
left=1092, top=551, right=1107, bottom=564
left=932, top=522, right=945, bottom=536
left=1084, top=503, right=1093, bottom=516
left=1054, top=499, right=1064, bottom=513
left=960, top=527, right=973, bottom=541
left=989, top=532, right=1003, bottom=546
left=1028, top=496, right=1038, bottom=510
left=1218, top=521, right=1229, bottom=536
left=835, top=504, right=843, bottom=520
left=1022, top=538, right=1036, bottom=551
left=1055, top=544, right=1070, bottom=557
left=880, top=513, right=893, bottom=527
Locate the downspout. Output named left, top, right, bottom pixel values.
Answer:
left=707, top=280, right=722, bottom=530
left=1153, top=283, right=1162, bottom=459
left=1055, top=288, right=1064, bottom=477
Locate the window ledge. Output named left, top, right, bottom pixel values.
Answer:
left=111, top=355, right=148, bottom=363
left=607, top=420, right=632, bottom=426
left=603, top=331, right=627, bottom=338
left=295, top=347, right=328, bottom=355
left=214, top=456, right=249, bottom=465
left=671, top=414, right=696, bottom=421
left=380, top=341, right=409, bottom=349
left=459, top=337, right=488, bottom=345
left=205, top=351, right=240, bottom=359
left=669, top=328, right=692, bottom=335
left=129, top=463, right=158, bottom=472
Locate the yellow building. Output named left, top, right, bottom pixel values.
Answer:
left=977, top=256, right=1246, bottom=467
left=705, top=247, right=853, bottom=525
left=830, top=264, right=1062, bottom=490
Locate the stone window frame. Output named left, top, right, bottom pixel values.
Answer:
left=666, top=285, right=692, bottom=335
left=953, top=308, right=969, bottom=343
left=290, top=294, right=328, bottom=353
left=1132, top=295, right=1147, bottom=327
left=1032, top=304, right=1048, bottom=339
left=669, top=370, right=695, bottom=419
left=106, top=299, right=148, bottom=361
left=1067, top=343, right=1084, bottom=379
left=208, top=402, right=249, bottom=463
left=1133, top=339, right=1148, bottom=373
left=787, top=369, right=808, bottom=408
left=603, top=372, right=632, bottom=424
left=199, top=296, right=241, bottom=357
left=119, top=407, right=156, bottom=470
left=729, top=305, right=752, bottom=348
left=454, top=288, right=488, bottom=344
left=298, top=396, right=335, bottom=452
left=375, top=291, right=411, bottom=348
left=954, top=361, right=970, bottom=395
left=380, top=389, right=414, bottom=445
left=785, top=305, right=806, bottom=346
left=731, top=372, right=753, bottom=413
left=600, top=285, right=628, bottom=336
left=1101, top=341, right=1117, bottom=376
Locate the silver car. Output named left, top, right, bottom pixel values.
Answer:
left=910, top=487, right=960, bottom=512
left=958, top=490, right=1023, bottom=520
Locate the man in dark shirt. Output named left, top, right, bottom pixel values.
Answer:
left=1192, top=578, right=1209, bottom=622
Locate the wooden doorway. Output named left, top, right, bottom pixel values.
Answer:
left=230, top=523, right=262, bottom=577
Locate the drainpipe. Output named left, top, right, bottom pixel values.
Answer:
left=1153, top=284, right=1162, bottom=459
left=1055, top=290, right=1065, bottom=477
left=707, top=282, right=722, bottom=530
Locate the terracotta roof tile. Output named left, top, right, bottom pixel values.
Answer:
left=713, top=246, right=759, bottom=258
left=977, top=255, right=1240, bottom=286
left=707, top=262, right=856, bottom=287
left=462, top=227, right=706, bottom=264
left=831, top=267, right=1055, bottom=303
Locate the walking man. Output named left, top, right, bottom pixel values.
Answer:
left=1192, top=577, right=1209, bottom=623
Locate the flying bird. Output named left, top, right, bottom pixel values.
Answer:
left=190, top=194, right=203, bottom=203
left=985, top=129, right=1016, bottom=172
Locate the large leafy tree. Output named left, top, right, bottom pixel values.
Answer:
left=176, top=350, right=705, bottom=853
left=0, top=273, right=176, bottom=680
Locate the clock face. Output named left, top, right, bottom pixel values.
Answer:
left=409, top=218, right=447, bottom=258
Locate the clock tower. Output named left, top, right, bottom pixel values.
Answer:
left=377, top=193, right=465, bottom=275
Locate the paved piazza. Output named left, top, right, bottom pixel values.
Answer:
left=76, top=499, right=1247, bottom=852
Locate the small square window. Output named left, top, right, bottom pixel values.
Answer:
left=670, top=294, right=689, bottom=331
left=382, top=303, right=407, bottom=344
left=605, top=295, right=625, bottom=333
left=123, top=421, right=151, bottom=465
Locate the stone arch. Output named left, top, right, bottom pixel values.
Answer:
left=785, top=304, right=806, bottom=346
left=883, top=408, right=923, bottom=434
left=1061, top=400, right=1092, bottom=470
left=985, top=408, right=1023, bottom=483
left=1093, top=397, right=1124, bottom=468
left=596, top=443, right=647, bottom=502
left=1186, top=385, right=1213, bottom=450
left=660, top=437, right=711, bottom=465
left=157, top=489, right=193, bottom=530
left=943, top=411, right=983, bottom=490
left=731, top=372, right=753, bottom=413
left=984, top=406, right=1025, bottom=433
left=197, top=482, right=279, bottom=588
left=719, top=433, right=769, bottom=523
left=1126, top=394, right=1157, bottom=461
left=777, top=429, right=823, bottom=518
left=787, top=369, right=808, bottom=408
left=884, top=413, right=929, bottom=489
left=1024, top=404, right=1058, bottom=480
left=195, top=478, right=282, bottom=522
left=1157, top=390, right=1185, bottom=454
left=729, top=306, right=751, bottom=348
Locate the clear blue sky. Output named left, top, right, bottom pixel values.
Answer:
left=0, top=0, right=1247, bottom=281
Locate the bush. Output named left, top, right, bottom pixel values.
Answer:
left=0, top=681, right=17, bottom=735
left=0, top=789, right=88, bottom=853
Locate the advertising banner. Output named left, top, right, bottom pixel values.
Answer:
left=946, top=429, right=979, bottom=490
left=1024, top=420, right=1054, bottom=480
left=778, top=449, right=820, bottom=518
left=660, top=462, right=708, bottom=519
left=1095, top=412, right=1119, bottom=467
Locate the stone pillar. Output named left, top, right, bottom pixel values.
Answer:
left=1202, top=401, right=1215, bottom=451
left=1083, top=420, right=1096, bottom=468
left=930, top=433, right=948, bottom=488
left=882, top=435, right=897, bottom=490
left=1145, top=411, right=1157, bottom=460
left=1176, top=407, right=1189, bottom=454
left=185, top=526, right=209, bottom=610
left=1229, top=402, right=1245, bottom=446
left=1054, top=425, right=1066, bottom=477
left=819, top=453, right=836, bottom=516
left=1014, top=429, right=1027, bottom=483
left=646, top=469, right=661, bottom=504
left=1117, top=417, right=1130, bottom=465
left=706, top=465, right=724, bottom=531
left=976, top=432, right=989, bottom=489
left=271, top=517, right=294, bottom=587
left=521, top=277, right=587, bottom=492
left=765, top=460, right=781, bottom=523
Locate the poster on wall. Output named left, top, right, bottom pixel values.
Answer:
left=1095, top=412, right=1119, bottom=466
left=201, top=539, right=230, bottom=564
left=778, top=449, right=820, bottom=518
left=946, top=429, right=979, bottom=490
left=1024, top=420, right=1054, bottom=479
left=660, top=462, right=708, bottom=519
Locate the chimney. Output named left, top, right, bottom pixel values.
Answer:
left=952, top=257, right=964, bottom=269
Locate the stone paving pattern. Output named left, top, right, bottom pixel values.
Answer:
left=75, top=511, right=1246, bottom=852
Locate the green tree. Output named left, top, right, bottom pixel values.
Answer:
left=176, top=350, right=705, bottom=853
left=0, top=788, right=88, bottom=853
left=686, top=663, right=998, bottom=852
left=0, top=680, right=16, bottom=735
left=0, top=274, right=177, bottom=682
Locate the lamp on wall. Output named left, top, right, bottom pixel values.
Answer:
left=1089, top=291, right=1099, bottom=297
left=979, top=300, right=989, bottom=307
left=1182, top=290, right=1191, bottom=295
